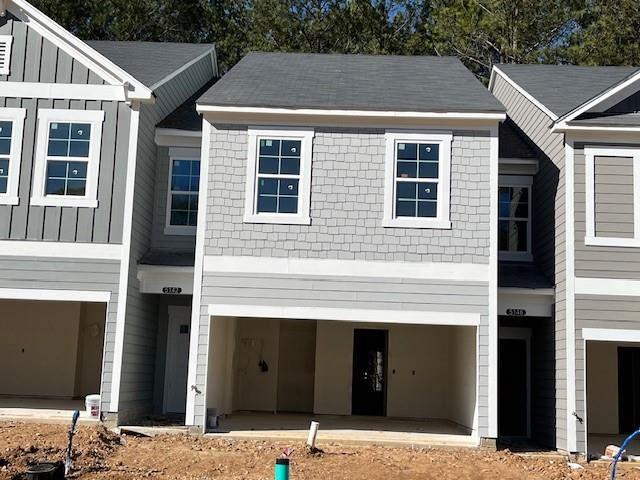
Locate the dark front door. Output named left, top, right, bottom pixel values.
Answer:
left=618, top=347, right=640, bottom=433
left=499, top=338, right=528, bottom=437
left=352, top=329, right=387, bottom=416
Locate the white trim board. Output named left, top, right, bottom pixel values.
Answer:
left=0, top=288, right=111, bottom=303
left=0, top=82, right=127, bottom=101
left=197, top=104, right=506, bottom=121
left=575, top=277, right=640, bottom=297
left=202, top=255, right=490, bottom=282
left=565, top=139, right=578, bottom=452
left=489, top=66, right=558, bottom=121
left=185, top=119, right=213, bottom=427
left=0, top=240, right=122, bottom=259
left=207, top=304, right=481, bottom=326
left=0, top=107, right=26, bottom=206
left=583, top=328, right=640, bottom=343
left=109, top=102, right=141, bottom=413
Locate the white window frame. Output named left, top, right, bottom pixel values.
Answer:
left=584, top=146, right=640, bottom=248
left=243, top=126, right=314, bottom=225
left=382, top=130, right=452, bottom=229
left=164, top=147, right=201, bottom=236
left=498, top=175, right=533, bottom=262
left=0, top=35, right=14, bottom=76
left=31, top=109, right=105, bottom=208
left=0, top=107, right=26, bottom=205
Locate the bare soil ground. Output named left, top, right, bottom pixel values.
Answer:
left=1, top=421, right=639, bottom=479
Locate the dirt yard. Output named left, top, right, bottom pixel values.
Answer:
left=1, top=421, right=639, bottom=479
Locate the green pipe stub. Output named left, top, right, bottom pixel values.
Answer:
left=274, top=458, right=290, bottom=480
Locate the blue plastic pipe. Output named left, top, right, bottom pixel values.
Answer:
left=611, top=427, right=640, bottom=479
left=274, top=458, right=289, bottom=480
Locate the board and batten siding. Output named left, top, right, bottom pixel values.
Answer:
left=574, top=144, right=640, bottom=279
left=0, top=256, right=120, bottom=412
left=116, top=53, right=214, bottom=422
left=491, top=72, right=566, bottom=450
left=0, top=16, right=131, bottom=244
left=192, top=123, right=493, bottom=435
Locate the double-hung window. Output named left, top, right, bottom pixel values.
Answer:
left=244, top=127, right=313, bottom=225
left=383, top=131, right=452, bottom=229
left=498, top=175, right=532, bottom=261
left=0, top=107, right=26, bottom=205
left=165, top=148, right=200, bottom=235
left=31, top=109, right=104, bottom=208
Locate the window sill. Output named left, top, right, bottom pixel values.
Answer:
left=30, top=196, right=98, bottom=208
left=499, top=251, right=533, bottom=262
left=164, top=225, right=197, bottom=236
left=243, top=213, right=311, bottom=225
left=0, top=195, right=19, bottom=206
left=381, top=217, right=452, bottom=229
left=585, top=236, right=640, bottom=248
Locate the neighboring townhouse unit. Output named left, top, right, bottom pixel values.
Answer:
left=0, top=0, right=217, bottom=424
left=490, top=64, right=640, bottom=455
left=187, top=52, right=506, bottom=445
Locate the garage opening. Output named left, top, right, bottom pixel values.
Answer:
left=587, top=341, right=640, bottom=456
left=0, top=299, right=106, bottom=419
left=205, top=317, right=477, bottom=442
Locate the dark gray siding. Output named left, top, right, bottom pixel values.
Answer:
left=116, top=54, right=213, bottom=421
left=491, top=73, right=568, bottom=450
left=0, top=256, right=120, bottom=412
left=575, top=144, right=640, bottom=279
left=0, top=18, right=131, bottom=244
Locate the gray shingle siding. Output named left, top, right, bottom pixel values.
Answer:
left=0, top=18, right=132, bottom=244
left=491, top=72, right=567, bottom=450
left=205, top=126, right=491, bottom=263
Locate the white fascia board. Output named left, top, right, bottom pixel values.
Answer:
left=491, top=66, right=558, bottom=121
left=553, top=123, right=640, bottom=133
left=196, top=104, right=506, bottom=120
left=575, top=277, right=640, bottom=297
left=0, top=287, right=111, bottom=303
left=0, top=240, right=122, bottom=260
left=137, top=267, right=194, bottom=295
left=10, top=0, right=153, bottom=101
left=583, top=328, right=640, bottom=343
left=556, top=70, right=640, bottom=125
left=207, top=304, right=481, bottom=327
left=0, top=82, right=127, bottom=101
left=498, top=292, right=553, bottom=317
left=202, top=255, right=490, bottom=282
left=149, top=46, right=216, bottom=91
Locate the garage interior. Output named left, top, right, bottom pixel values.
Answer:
left=205, top=317, right=477, bottom=439
left=0, top=299, right=106, bottom=419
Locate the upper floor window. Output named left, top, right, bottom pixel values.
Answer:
left=499, top=175, right=532, bottom=261
left=165, top=148, right=200, bottom=235
left=0, top=107, right=26, bottom=206
left=584, top=147, right=640, bottom=248
left=382, top=131, right=452, bottom=229
left=244, top=127, right=313, bottom=225
left=31, top=109, right=104, bottom=208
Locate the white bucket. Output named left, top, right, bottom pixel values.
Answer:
left=85, top=394, right=101, bottom=419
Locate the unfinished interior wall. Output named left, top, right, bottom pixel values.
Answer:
left=73, top=302, right=107, bottom=397
left=0, top=300, right=105, bottom=398
left=450, top=326, right=477, bottom=429
left=586, top=341, right=618, bottom=434
left=314, top=321, right=354, bottom=415
left=277, top=320, right=316, bottom=413
left=207, top=316, right=236, bottom=415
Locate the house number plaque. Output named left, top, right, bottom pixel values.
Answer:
left=162, top=287, right=182, bottom=294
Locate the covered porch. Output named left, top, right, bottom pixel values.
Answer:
left=204, top=316, right=479, bottom=445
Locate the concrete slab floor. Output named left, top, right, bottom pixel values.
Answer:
left=204, top=412, right=477, bottom=448
left=0, top=397, right=98, bottom=424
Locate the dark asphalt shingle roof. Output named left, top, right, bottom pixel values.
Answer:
left=496, top=64, right=639, bottom=118
left=499, top=118, right=538, bottom=159
left=86, top=41, right=214, bottom=89
left=157, top=80, right=216, bottom=131
left=499, top=262, right=553, bottom=289
left=198, top=53, right=505, bottom=113
left=139, top=249, right=195, bottom=267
